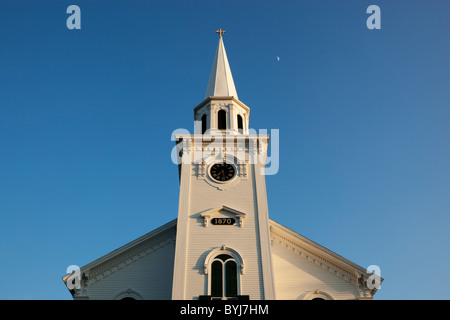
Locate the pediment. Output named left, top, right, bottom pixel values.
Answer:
left=62, top=219, right=177, bottom=297
left=199, top=205, right=246, bottom=227
left=269, top=219, right=383, bottom=297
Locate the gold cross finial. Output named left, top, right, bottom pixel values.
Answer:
left=216, top=28, right=226, bottom=38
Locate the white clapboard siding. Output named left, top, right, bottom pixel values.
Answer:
left=269, top=220, right=363, bottom=300
left=84, top=225, right=176, bottom=300
left=271, top=242, right=358, bottom=300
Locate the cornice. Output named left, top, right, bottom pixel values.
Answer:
left=269, top=219, right=382, bottom=298
left=193, top=96, right=250, bottom=113
left=88, top=231, right=176, bottom=284
left=75, top=220, right=177, bottom=284
left=269, top=223, right=359, bottom=285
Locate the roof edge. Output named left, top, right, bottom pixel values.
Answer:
left=62, top=218, right=177, bottom=281
left=269, top=219, right=372, bottom=276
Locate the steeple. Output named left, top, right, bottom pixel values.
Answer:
left=204, top=29, right=238, bottom=99
left=194, top=29, right=249, bottom=135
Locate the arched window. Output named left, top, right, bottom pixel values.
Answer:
left=114, top=289, right=143, bottom=300
left=302, top=290, right=334, bottom=300
left=218, top=110, right=227, bottom=130
left=211, top=254, right=238, bottom=299
left=201, top=114, right=207, bottom=134
left=237, top=114, right=243, bottom=133
left=202, top=246, right=244, bottom=300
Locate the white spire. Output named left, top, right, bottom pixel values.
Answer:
left=205, top=30, right=238, bottom=99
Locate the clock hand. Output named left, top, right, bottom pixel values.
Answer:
left=220, top=170, right=227, bottom=180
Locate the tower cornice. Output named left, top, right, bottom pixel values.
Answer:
left=193, top=96, right=250, bottom=114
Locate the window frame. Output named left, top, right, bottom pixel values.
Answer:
left=204, top=247, right=244, bottom=299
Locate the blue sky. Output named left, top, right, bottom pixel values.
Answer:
left=1, top=0, right=449, bottom=299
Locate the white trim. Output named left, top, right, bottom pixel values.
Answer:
left=204, top=245, right=245, bottom=274
left=251, top=147, right=276, bottom=300
left=171, top=155, right=193, bottom=300
left=269, top=219, right=372, bottom=280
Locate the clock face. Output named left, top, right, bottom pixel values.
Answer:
left=210, top=163, right=236, bottom=182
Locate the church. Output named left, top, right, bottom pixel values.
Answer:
left=62, top=30, right=381, bottom=300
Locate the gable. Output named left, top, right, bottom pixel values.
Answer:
left=87, top=236, right=176, bottom=300
left=63, top=219, right=177, bottom=300
left=269, top=219, right=380, bottom=299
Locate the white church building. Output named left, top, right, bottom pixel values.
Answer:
left=63, top=30, right=381, bottom=300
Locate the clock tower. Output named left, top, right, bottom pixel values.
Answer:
left=171, top=30, right=276, bottom=300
